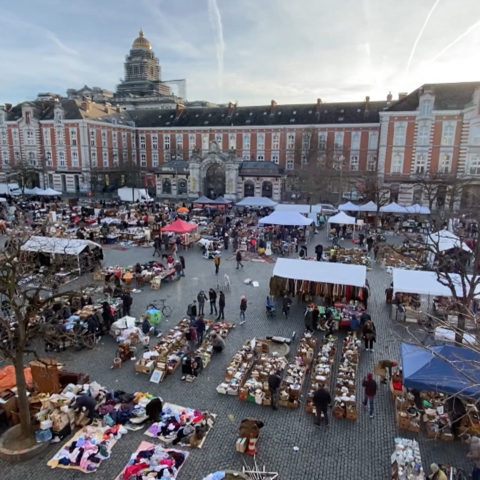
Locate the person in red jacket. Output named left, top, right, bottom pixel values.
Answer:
left=362, top=372, right=377, bottom=418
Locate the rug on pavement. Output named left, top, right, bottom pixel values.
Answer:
left=113, top=440, right=188, bottom=480
left=47, top=423, right=126, bottom=473
left=145, top=402, right=216, bottom=449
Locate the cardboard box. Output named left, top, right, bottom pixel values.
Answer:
left=135, top=360, right=154, bottom=374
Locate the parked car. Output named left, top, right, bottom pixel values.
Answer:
left=342, top=191, right=364, bottom=201
left=318, top=203, right=338, bottom=216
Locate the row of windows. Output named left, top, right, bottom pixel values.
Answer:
left=390, top=151, right=454, bottom=174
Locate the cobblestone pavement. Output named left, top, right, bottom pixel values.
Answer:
left=0, top=231, right=473, bottom=479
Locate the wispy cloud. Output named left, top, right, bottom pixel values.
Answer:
left=44, top=30, right=78, bottom=56
left=406, top=0, right=441, bottom=73
left=207, top=0, right=225, bottom=92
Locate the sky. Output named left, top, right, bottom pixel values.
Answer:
left=1, top=0, right=480, bottom=107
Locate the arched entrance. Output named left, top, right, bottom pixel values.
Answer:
left=204, top=162, right=225, bottom=199
left=262, top=181, right=273, bottom=198
left=244, top=181, right=254, bottom=197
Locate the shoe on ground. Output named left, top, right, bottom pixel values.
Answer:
left=370, top=349, right=374, bottom=352
left=369, top=414, right=374, bottom=419
left=239, top=320, right=245, bottom=325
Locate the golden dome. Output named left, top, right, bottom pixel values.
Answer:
left=132, top=30, right=151, bottom=50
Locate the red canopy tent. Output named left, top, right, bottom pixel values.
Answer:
left=161, top=218, right=198, bottom=233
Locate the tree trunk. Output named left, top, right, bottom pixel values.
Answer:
left=14, top=348, right=32, bottom=439
left=455, top=312, right=465, bottom=346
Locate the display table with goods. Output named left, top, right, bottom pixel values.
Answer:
left=380, top=244, right=425, bottom=269
left=216, top=340, right=256, bottom=395
left=332, top=334, right=361, bottom=420
left=306, top=336, right=337, bottom=414
left=391, top=438, right=425, bottom=480
left=277, top=334, right=316, bottom=409
left=394, top=394, right=421, bottom=433
left=324, top=247, right=371, bottom=267
left=240, top=353, right=289, bottom=406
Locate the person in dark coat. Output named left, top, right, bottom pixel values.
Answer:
left=102, top=302, right=115, bottom=332
left=122, top=291, right=133, bottom=316
left=282, top=294, right=292, bottom=318
left=146, top=397, right=164, bottom=422
left=315, top=244, right=323, bottom=261
left=197, top=290, right=207, bottom=315
left=362, top=372, right=377, bottom=418
left=313, top=385, right=332, bottom=426
left=304, top=304, right=314, bottom=332
left=187, top=300, right=197, bottom=323
left=236, top=250, right=244, bottom=269
left=216, top=291, right=225, bottom=320
left=194, top=316, right=206, bottom=346
left=362, top=320, right=376, bottom=352
left=268, top=370, right=282, bottom=410
left=153, top=236, right=162, bottom=257
left=209, top=288, right=217, bottom=315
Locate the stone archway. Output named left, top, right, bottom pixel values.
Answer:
left=203, top=161, right=226, bottom=199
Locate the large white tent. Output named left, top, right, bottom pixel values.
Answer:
left=392, top=268, right=480, bottom=298
left=380, top=202, right=407, bottom=213
left=405, top=204, right=430, bottom=214
left=117, top=187, right=152, bottom=203
left=21, top=236, right=102, bottom=256
left=259, top=211, right=313, bottom=226
left=275, top=203, right=322, bottom=214
left=273, top=258, right=366, bottom=287
left=38, top=187, right=62, bottom=196
left=327, top=211, right=356, bottom=225
left=338, top=201, right=359, bottom=212
left=357, top=201, right=378, bottom=212
left=426, top=229, right=471, bottom=253
left=236, top=196, right=277, bottom=207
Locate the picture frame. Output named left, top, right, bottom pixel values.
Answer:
left=150, top=369, right=164, bottom=384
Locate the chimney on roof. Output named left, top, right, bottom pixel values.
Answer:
left=227, top=101, right=235, bottom=115
left=365, top=96, right=370, bottom=111
left=270, top=99, right=277, bottom=114
left=104, top=102, right=111, bottom=114
left=387, top=91, right=393, bottom=102
left=398, top=92, right=408, bottom=100
left=317, top=98, right=322, bottom=105
left=175, top=103, right=185, bottom=118
left=4, top=103, right=12, bottom=112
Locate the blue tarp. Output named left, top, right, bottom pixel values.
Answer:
left=401, top=342, right=480, bottom=398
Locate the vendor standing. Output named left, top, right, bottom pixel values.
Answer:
left=374, top=359, right=398, bottom=384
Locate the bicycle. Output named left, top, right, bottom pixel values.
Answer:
left=147, top=298, right=173, bottom=318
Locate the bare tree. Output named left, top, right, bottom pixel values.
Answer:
left=0, top=234, right=83, bottom=442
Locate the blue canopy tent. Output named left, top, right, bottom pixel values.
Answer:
left=401, top=342, right=480, bottom=398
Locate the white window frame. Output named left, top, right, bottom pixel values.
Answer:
left=101, top=130, right=107, bottom=148
left=242, top=133, right=251, bottom=149
left=417, top=122, right=429, bottom=145
left=286, top=132, right=295, bottom=150
left=69, top=128, right=77, bottom=147
left=102, top=150, right=108, bottom=167
left=367, top=154, right=377, bottom=172
left=189, top=133, right=196, bottom=151
left=414, top=152, right=427, bottom=174
left=393, top=122, right=407, bottom=146
left=286, top=152, right=295, bottom=170
left=176, top=133, right=184, bottom=148
left=228, top=133, right=236, bottom=150
left=441, top=121, right=455, bottom=146
left=113, top=153, right=119, bottom=168
left=318, top=132, right=327, bottom=151
left=350, top=154, right=359, bottom=171
left=368, top=131, right=378, bottom=150
left=391, top=151, right=403, bottom=174
left=257, top=132, right=265, bottom=150
left=90, top=130, right=96, bottom=147
left=351, top=131, right=360, bottom=150
left=150, top=134, right=157, bottom=150
left=438, top=153, right=452, bottom=173
left=242, top=151, right=250, bottom=161
left=139, top=134, right=146, bottom=150
left=122, top=131, right=127, bottom=148
left=163, top=134, right=170, bottom=151
left=257, top=152, right=265, bottom=161
left=271, top=151, right=279, bottom=164
left=469, top=153, right=480, bottom=175
left=420, top=99, right=433, bottom=116
left=471, top=125, right=480, bottom=145
left=152, top=152, right=159, bottom=167
left=1, top=150, right=8, bottom=166
left=214, top=133, right=222, bottom=146
left=91, top=151, right=97, bottom=167
left=71, top=150, right=79, bottom=167
left=41, top=129, right=49, bottom=146
left=201, top=133, right=209, bottom=151
left=26, top=129, right=35, bottom=146
left=301, top=152, right=308, bottom=165
left=45, top=150, right=53, bottom=167
left=272, top=132, right=280, bottom=150
left=140, top=152, right=147, bottom=167
left=334, top=131, right=344, bottom=151
left=58, top=151, right=66, bottom=167
left=112, top=131, right=117, bottom=148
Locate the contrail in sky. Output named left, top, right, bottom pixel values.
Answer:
left=429, top=19, right=480, bottom=64
left=208, top=0, right=225, bottom=91
left=406, top=0, right=440, bottom=73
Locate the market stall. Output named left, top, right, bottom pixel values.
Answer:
left=338, top=201, right=360, bottom=212
left=20, top=236, right=103, bottom=275
left=270, top=258, right=367, bottom=306
left=161, top=218, right=199, bottom=248
left=236, top=196, right=278, bottom=208
left=396, top=342, right=480, bottom=439
left=259, top=211, right=313, bottom=227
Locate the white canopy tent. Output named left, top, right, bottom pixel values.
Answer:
left=259, top=211, right=313, bottom=226
left=275, top=203, right=322, bottom=214
left=273, top=258, right=366, bottom=287
left=392, top=268, right=480, bottom=298
left=405, top=204, right=430, bottom=214
left=117, top=187, right=152, bottom=203
left=21, top=236, right=102, bottom=256
left=236, top=196, right=278, bottom=207
left=357, top=201, right=378, bottom=212
left=338, top=201, right=359, bottom=212
left=426, top=229, right=471, bottom=253
left=380, top=202, right=407, bottom=213
left=38, top=187, right=62, bottom=196
left=327, top=211, right=356, bottom=225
